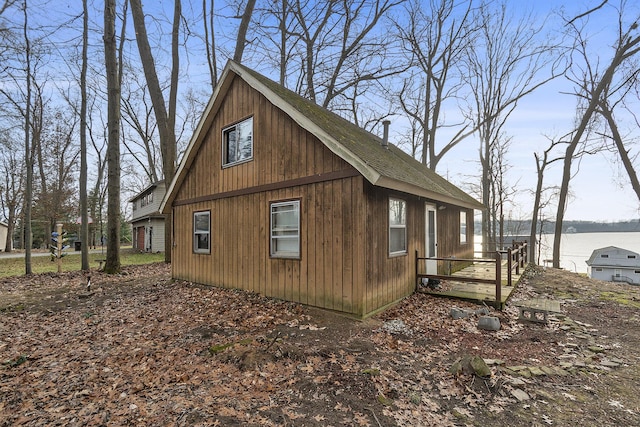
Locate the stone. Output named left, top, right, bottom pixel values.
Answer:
left=516, top=369, right=532, bottom=378
left=478, top=316, right=501, bottom=331
left=449, top=359, right=463, bottom=376
left=600, top=360, right=620, bottom=368
left=511, top=388, right=530, bottom=401
left=450, top=307, right=471, bottom=319
left=475, top=307, right=491, bottom=316
left=470, top=356, right=491, bottom=377
left=528, top=366, right=546, bottom=376
left=508, top=378, right=527, bottom=386
left=541, top=366, right=556, bottom=376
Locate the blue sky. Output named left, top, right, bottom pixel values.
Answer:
left=426, top=0, right=640, bottom=222
left=2, top=0, right=638, bottom=223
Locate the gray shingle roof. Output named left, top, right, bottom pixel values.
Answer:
left=162, top=61, right=484, bottom=213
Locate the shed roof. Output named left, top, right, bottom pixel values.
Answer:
left=161, top=61, right=484, bottom=213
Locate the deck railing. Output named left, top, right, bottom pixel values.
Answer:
left=415, top=240, right=528, bottom=309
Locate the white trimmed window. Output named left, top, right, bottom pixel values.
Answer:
left=193, top=211, right=211, bottom=254
left=389, top=198, right=407, bottom=255
left=222, top=117, right=253, bottom=166
left=271, top=200, right=300, bottom=258
left=460, top=211, right=467, bottom=244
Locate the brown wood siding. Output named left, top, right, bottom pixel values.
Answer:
left=174, top=77, right=351, bottom=204
left=363, top=183, right=424, bottom=314
left=171, top=176, right=367, bottom=315
left=435, top=205, right=475, bottom=273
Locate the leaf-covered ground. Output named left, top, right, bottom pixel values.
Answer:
left=1, top=264, right=639, bottom=426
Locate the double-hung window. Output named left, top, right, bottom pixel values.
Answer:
left=389, top=198, right=407, bottom=255
left=222, top=117, right=253, bottom=166
left=193, top=211, right=211, bottom=254
left=271, top=200, right=300, bottom=258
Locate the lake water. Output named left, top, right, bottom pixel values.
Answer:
left=536, top=232, right=640, bottom=273
left=474, top=232, right=640, bottom=273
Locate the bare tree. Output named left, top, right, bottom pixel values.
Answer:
left=461, top=1, right=562, bottom=253
left=552, top=6, right=640, bottom=267
left=79, top=0, right=89, bottom=270
left=232, top=0, right=256, bottom=63
left=120, top=64, right=162, bottom=184
left=22, top=0, right=33, bottom=273
left=130, top=0, right=179, bottom=262
left=275, top=0, right=405, bottom=125
left=0, top=131, right=24, bottom=252
left=529, top=136, right=567, bottom=262
left=396, top=0, right=475, bottom=169
left=104, top=0, right=122, bottom=273
left=202, top=0, right=217, bottom=88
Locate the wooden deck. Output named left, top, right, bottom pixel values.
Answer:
left=419, top=261, right=525, bottom=307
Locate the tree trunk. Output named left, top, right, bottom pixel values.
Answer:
left=553, top=32, right=640, bottom=268
left=130, top=0, right=180, bottom=263
left=104, top=0, right=121, bottom=273
left=79, top=0, right=89, bottom=270
left=22, top=1, right=32, bottom=274
left=600, top=102, right=640, bottom=202
left=233, top=0, right=256, bottom=63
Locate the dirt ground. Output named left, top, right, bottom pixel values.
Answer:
left=1, top=263, right=639, bottom=426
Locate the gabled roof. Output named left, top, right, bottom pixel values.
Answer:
left=586, top=246, right=640, bottom=268
left=161, top=61, right=483, bottom=213
left=129, top=180, right=166, bottom=203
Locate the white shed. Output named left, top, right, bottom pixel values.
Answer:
left=585, top=246, right=640, bottom=285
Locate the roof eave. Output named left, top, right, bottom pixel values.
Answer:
left=375, top=176, right=485, bottom=210
left=160, top=64, right=237, bottom=214
left=229, top=62, right=383, bottom=187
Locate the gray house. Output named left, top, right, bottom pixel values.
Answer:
left=586, top=246, right=640, bottom=285
left=130, top=181, right=166, bottom=253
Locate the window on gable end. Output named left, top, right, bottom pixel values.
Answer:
left=222, top=117, right=253, bottom=166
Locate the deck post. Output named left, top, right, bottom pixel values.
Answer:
left=415, top=250, right=419, bottom=291
left=507, top=248, right=513, bottom=287
left=495, top=251, right=502, bottom=310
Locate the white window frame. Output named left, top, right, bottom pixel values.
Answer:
left=193, top=211, right=211, bottom=254
left=222, top=116, right=253, bottom=167
left=460, top=211, right=467, bottom=244
left=270, top=200, right=300, bottom=259
left=389, top=197, right=407, bottom=256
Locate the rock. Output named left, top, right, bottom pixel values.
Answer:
left=600, top=360, right=620, bottom=368
left=478, top=316, right=501, bottom=331
left=381, top=319, right=411, bottom=335
left=508, top=377, right=527, bottom=386
left=511, top=388, right=530, bottom=401
left=470, top=356, right=491, bottom=377
left=449, top=359, right=464, bottom=376
left=541, top=366, right=556, bottom=376
left=475, top=306, right=491, bottom=316
left=450, top=307, right=471, bottom=319
left=529, top=366, right=546, bottom=376
left=588, top=346, right=605, bottom=353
